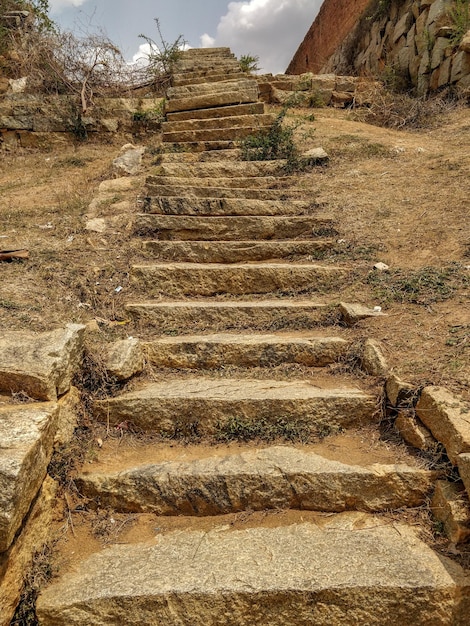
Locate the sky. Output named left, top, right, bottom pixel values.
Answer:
left=48, top=0, right=322, bottom=74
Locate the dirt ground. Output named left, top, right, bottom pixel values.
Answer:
left=1, top=104, right=468, bottom=396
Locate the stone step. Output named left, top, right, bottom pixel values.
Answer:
left=130, top=263, right=347, bottom=297
left=177, top=47, right=234, bottom=58
left=93, top=378, right=375, bottom=437
left=125, top=299, right=329, bottom=332
left=167, top=79, right=256, bottom=99
left=173, top=71, right=245, bottom=86
left=162, top=125, right=271, bottom=143
left=142, top=333, right=349, bottom=368
left=161, top=140, right=238, bottom=153
left=142, top=239, right=334, bottom=263
left=134, top=215, right=335, bottom=240
left=162, top=113, right=275, bottom=133
left=174, top=59, right=240, bottom=73
left=166, top=102, right=264, bottom=122
left=146, top=175, right=292, bottom=190
left=142, top=196, right=317, bottom=216
left=165, top=85, right=259, bottom=113
left=151, top=160, right=286, bottom=178
left=35, top=517, right=470, bottom=626
left=76, top=445, right=434, bottom=515
left=145, top=184, right=305, bottom=199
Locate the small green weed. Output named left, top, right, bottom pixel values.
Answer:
left=367, top=263, right=468, bottom=305
left=239, top=53, right=260, bottom=73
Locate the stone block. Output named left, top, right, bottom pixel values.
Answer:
left=361, top=339, right=388, bottom=376
left=431, top=480, right=470, bottom=544
left=394, top=11, right=414, bottom=43
left=339, top=302, right=386, bottom=325
left=55, top=387, right=81, bottom=447
left=0, top=477, right=58, bottom=626
left=395, top=411, right=435, bottom=450
left=0, top=324, right=86, bottom=401
left=386, top=374, right=415, bottom=407
left=451, top=51, right=470, bottom=83
left=0, top=403, right=58, bottom=552
left=36, top=518, right=470, bottom=625
left=105, top=338, right=144, bottom=381
left=416, top=387, right=470, bottom=465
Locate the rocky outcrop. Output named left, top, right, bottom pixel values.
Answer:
left=288, top=0, right=470, bottom=94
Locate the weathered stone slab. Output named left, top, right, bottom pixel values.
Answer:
left=143, top=333, right=349, bottom=369
left=165, top=102, right=264, bottom=122
left=0, top=403, right=58, bottom=552
left=146, top=174, right=291, bottom=190
left=339, top=302, right=386, bottom=325
left=416, top=387, right=470, bottom=465
left=55, top=386, right=81, bottom=447
left=143, top=197, right=315, bottom=216
left=134, top=214, right=334, bottom=241
left=151, top=160, right=285, bottom=178
left=93, top=378, right=375, bottom=436
left=165, top=82, right=259, bottom=113
left=126, top=299, right=328, bottom=332
left=386, top=374, right=415, bottom=407
left=162, top=113, right=275, bottom=133
left=36, top=518, right=470, bottom=626
left=361, top=339, right=388, bottom=376
left=77, top=446, right=434, bottom=515
left=173, top=70, right=244, bottom=87
left=142, top=239, right=334, bottom=263
left=130, top=263, right=347, bottom=297
left=162, top=125, right=272, bottom=143
left=395, top=411, right=435, bottom=451
left=145, top=184, right=306, bottom=200
left=431, top=480, right=470, bottom=544
left=104, top=338, right=144, bottom=382
left=0, top=477, right=58, bottom=626
left=0, top=324, right=85, bottom=401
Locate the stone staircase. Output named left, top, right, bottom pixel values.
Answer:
left=35, top=48, right=470, bottom=625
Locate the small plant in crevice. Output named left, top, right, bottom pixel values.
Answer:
left=240, top=106, right=312, bottom=173
left=239, top=53, right=260, bottom=73
left=10, top=545, right=55, bottom=626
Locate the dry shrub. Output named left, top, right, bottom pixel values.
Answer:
left=354, top=87, right=465, bottom=130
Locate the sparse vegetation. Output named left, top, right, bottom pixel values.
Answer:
left=239, top=53, right=260, bottom=73
left=216, top=415, right=314, bottom=443
left=367, top=263, right=469, bottom=305
left=355, top=89, right=463, bottom=129
left=448, top=0, right=470, bottom=45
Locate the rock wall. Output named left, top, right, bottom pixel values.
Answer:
left=288, top=0, right=470, bottom=94
left=286, top=0, right=371, bottom=74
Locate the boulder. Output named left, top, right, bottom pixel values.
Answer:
left=0, top=324, right=85, bottom=401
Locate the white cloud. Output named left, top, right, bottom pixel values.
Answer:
left=200, top=0, right=321, bottom=74
left=49, top=0, right=87, bottom=13
left=200, top=33, right=216, bottom=48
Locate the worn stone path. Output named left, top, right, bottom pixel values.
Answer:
left=31, top=48, right=470, bottom=624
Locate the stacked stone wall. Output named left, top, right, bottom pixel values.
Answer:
left=0, top=94, right=164, bottom=149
